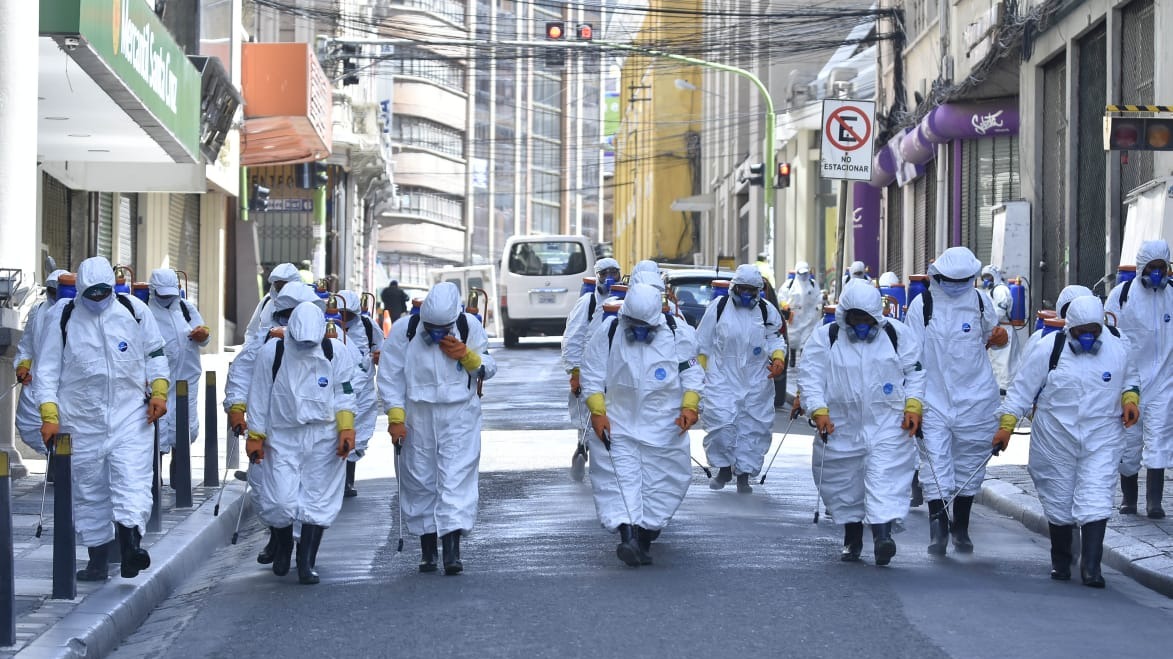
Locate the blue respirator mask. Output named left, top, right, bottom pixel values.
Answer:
left=625, top=323, right=655, bottom=344
left=732, top=285, right=759, bottom=308
left=980, top=278, right=995, bottom=289
left=934, top=275, right=974, bottom=298
left=423, top=322, right=452, bottom=345
left=849, top=323, right=880, bottom=342
left=1069, top=330, right=1102, bottom=355
left=1141, top=268, right=1170, bottom=290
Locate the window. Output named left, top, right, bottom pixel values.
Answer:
left=397, top=187, right=465, bottom=225
left=392, top=0, right=467, bottom=25
left=507, top=241, right=586, bottom=276
left=384, top=46, right=466, bottom=90
left=392, top=116, right=466, bottom=158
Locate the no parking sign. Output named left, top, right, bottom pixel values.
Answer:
left=820, top=99, right=875, bottom=181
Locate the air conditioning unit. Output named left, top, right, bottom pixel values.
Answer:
left=787, top=69, right=817, bottom=107
left=827, top=67, right=857, bottom=98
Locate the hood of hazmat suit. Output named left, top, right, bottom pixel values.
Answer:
left=1136, top=239, right=1171, bottom=273
left=421, top=282, right=461, bottom=327
left=269, top=262, right=301, bottom=284
left=629, top=270, right=666, bottom=292
left=929, top=247, right=981, bottom=282
left=981, top=265, right=1005, bottom=287
left=1057, top=285, right=1094, bottom=319
left=878, top=272, right=900, bottom=287
left=731, top=263, right=764, bottom=288
left=149, top=269, right=181, bottom=298
left=632, top=260, right=660, bottom=276
left=849, top=261, right=867, bottom=278
left=620, top=283, right=666, bottom=327
left=834, top=279, right=885, bottom=329
left=287, top=301, right=327, bottom=349
left=594, top=257, right=620, bottom=276
left=795, top=261, right=812, bottom=275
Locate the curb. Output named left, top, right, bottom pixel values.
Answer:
left=977, top=478, right=1173, bottom=599
left=15, top=486, right=249, bottom=659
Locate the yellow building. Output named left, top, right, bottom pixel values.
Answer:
left=611, top=0, right=703, bottom=269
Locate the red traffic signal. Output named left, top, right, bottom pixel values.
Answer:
left=546, top=22, right=565, bottom=40
left=1104, top=114, right=1173, bottom=151
left=576, top=24, right=593, bottom=40
left=775, top=162, right=792, bottom=188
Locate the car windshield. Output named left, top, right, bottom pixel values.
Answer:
left=671, top=280, right=718, bottom=307
left=508, top=241, right=587, bottom=276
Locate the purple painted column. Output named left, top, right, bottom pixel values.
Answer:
left=953, top=138, right=963, bottom=246
left=852, top=182, right=882, bottom=272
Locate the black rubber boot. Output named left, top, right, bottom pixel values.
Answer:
left=736, top=473, right=753, bottom=494
left=950, top=496, right=975, bottom=553
left=872, top=522, right=896, bottom=566
left=634, top=525, right=654, bottom=566
left=76, top=544, right=110, bottom=581
left=1146, top=469, right=1165, bottom=519
left=1079, top=519, right=1108, bottom=588
left=1048, top=523, right=1073, bottom=581
left=441, top=530, right=463, bottom=575
left=927, top=500, right=949, bottom=556
left=344, top=461, right=358, bottom=498
left=840, top=522, right=864, bottom=562
left=709, top=466, right=733, bottom=490
left=117, top=523, right=151, bottom=579
left=272, top=525, right=294, bottom=577
left=1119, top=474, right=1139, bottom=515
left=257, top=527, right=278, bottom=565
left=616, top=524, right=641, bottom=567
left=297, top=524, right=321, bottom=584
left=419, top=532, right=439, bottom=573
left=310, top=524, right=325, bottom=568
left=910, top=470, right=924, bottom=508
left=570, top=443, right=588, bottom=482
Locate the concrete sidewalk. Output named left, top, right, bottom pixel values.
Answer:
left=3, top=352, right=248, bottom=659
left=978, top=466, right=1173, bottom=597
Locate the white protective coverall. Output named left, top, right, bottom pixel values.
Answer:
left=561, top=257, right=622, bottom=432
left=798, top=281, right=924, bottom=525
left=1017, top=285, right=1092, bottom=377
left=248, top=302, right=358, bottom=528
left=697, top=264, right=787, bottom=476
left=999, top=296, right=1139, bottom=525
left=13, top=269, right=68, bottom=453
left=337, top=290, right=384, bottom=460
left=981, top=265, right=1021, bottom=392
left=904, top=247, right=1001, bottom=500
left=378, top=282, right=497, bottom=536
left=225, top=283, right=323, bottom=514
left=147, top=269, right=210, bottom=452
left=242, top=262, right=301, bottom=346
left=32, top=257, right=169, bottom=547
left=580, top=283, right=704, bottom=531
left=778, top=261, right=822, bottom=357
left=1104, top=240, right=1173, bottom=470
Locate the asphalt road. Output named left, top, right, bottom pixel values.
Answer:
left=110, top=338, right=1173, bottom=659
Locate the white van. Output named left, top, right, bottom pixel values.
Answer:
left=498, top=234, right=595, bottom=347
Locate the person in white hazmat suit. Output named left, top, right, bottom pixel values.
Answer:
left=1104, top=239, right=1173, bottom=519
left=980, top=265, right=1021, bottom=393
left=580, top=283, right=703, bottom=567
left=841, top=260, right=871, bottom=289
left=778, top=261, right=821, bottom=366
left=242, top=262, right=301, bottom=346
left=146, top=269, right=210, bottom=477
left=14, top=269, right=68, bottom=458
left=1101, top=279, right=1143, bottom=514
left=224, top=282, right=323, bottom=565
left=379, top=282, right=497, bottom=575
left=335, top=290, right=384, bottom=498
left=33, top=256, right=169, bottom=581
left=697, top=264, right=787, bottom=494
left=799, top=281, right=925, bottom=565
left=995, top=295, right=1140, bottom=587
left=247, top=301, right=358, bottom=585
left=561, top=257, right=622, bottom=482
left=904, top=246, right=1007, bottom=556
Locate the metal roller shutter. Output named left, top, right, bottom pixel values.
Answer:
left=1120, top=0, right=1154, bottom=219
left=924, top=159, right=936, bottom=267
left=118, top=194, right=137, bottom=267
left=1076, top=24, right=1107, bottom=288
left=912, top=175, right=927, bottom=273
left=96, top=192, right=114, bottom=260
left=1040, top=55, right=1068, bottom=306
left=42, top=173, right=71, bottom=269
left=885, top=187, right=903, bottom=275
left=167, top=194, right=201, bottom=303
left=960, top=135, right=1021, bottom=265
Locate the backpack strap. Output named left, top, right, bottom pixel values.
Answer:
left=61, top=295, right=140, bottom=345
left=179, top=300, right=192, bottom=323
left=457, top=313, right=470, bottom=343
left=828, top=323, right=840, bottom=347
left=1047, top=331, right=1066, bottom=372
left=272, top=339, right=285, bottom=381
left=361, top=315, right=375, bottom=350
left=321, top=337, right=334, bottom=361
left=587, top=294, right=597, bottom=323
left=922, top=290, right=933, bottom=326
left=758, top=299, right=769, bottom=325
left=405, top=314, right=421, bottom=340
left=1106, top=325, right=1120, bottom=338
left=664, top=313, right=677, bottom=335
left=606, top=317, right=620, bottom=350
left=715, top=295, right=730, bottom=323
left=1120, top=278, right=1132, bottom=306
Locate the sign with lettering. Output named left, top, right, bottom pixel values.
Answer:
left=820, top=100, right=875, bottom=181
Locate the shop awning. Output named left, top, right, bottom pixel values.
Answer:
left=241, top=43, right=333, bottom=166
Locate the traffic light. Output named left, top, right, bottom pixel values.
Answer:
left=545, top=22, right=565, bottom=40
left=1104, top=113, right=1173, bottom=151
left=249, top=184, right=270, bottom=212
left=340, top=44, right=359, bottom=86
left=576, top=24, right=593, bottom=40
left=313, top=162, right=329, bottom=187
left=742, top=163, right=765, bottom=187
left=545, top=22, right=565, bottom=67
left=775, top=162, right=792, bottom=188
left=296, top=162, right=330, bottom=189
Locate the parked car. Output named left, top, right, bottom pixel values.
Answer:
left=662, top=266, right=737, bottom=328
left=498, top=234, right=596, bottom=347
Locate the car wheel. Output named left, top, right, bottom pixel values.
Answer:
left=504, top=326, right=520, bottom=348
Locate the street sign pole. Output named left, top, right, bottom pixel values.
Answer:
left=818, top=99, right=875, bottom=298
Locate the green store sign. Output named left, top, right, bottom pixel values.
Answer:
left=41, top=0, right=202, bottom=161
